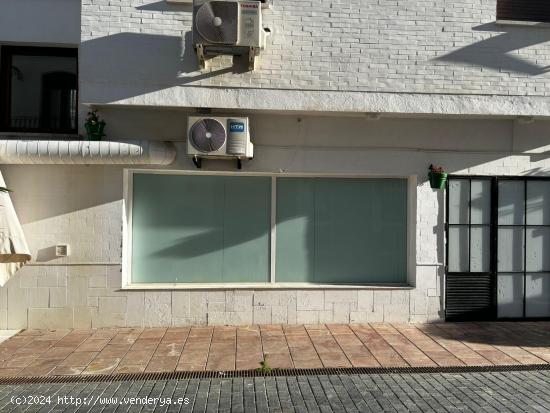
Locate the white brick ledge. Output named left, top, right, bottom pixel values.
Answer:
left=83, top=85, right=550, bottom=117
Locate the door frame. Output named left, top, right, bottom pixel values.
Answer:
left=445, top=175, right=550, bottom=321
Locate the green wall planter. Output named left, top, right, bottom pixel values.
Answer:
left=429, top=171, right=447, bottom=189
left=85, top=122, right=105, bottom=141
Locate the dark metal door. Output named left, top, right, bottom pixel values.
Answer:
left=445, top=177, right=496, bottom=321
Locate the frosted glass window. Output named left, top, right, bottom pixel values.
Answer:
left=498, top=228, right=524, bottom=272
left=470, top=226, right=490, bottom=272
left=526, top=274, right=550, bottom=317
left=527, top=181, right=550, bottom=225
left=498, top=274, right=524, bottom=318
left=131, top=174, right=271, bottom=283
left=276, top=178, right=407, bottom=284
left=448, top=226, right=469, bottom=272
left=498, top=181, right=525, bottom=225
left=526, top=227, right=550, bottom=272
left=471, top=180, right=491, bottom=225
left=449, top=179, right=469, bottom=224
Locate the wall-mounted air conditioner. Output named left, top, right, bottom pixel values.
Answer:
left=193, top=0, right=268, bottom=70
left=187, top=116, right=254, bottom=168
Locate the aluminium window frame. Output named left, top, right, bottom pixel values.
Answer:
left=122, top=168, right=415, bottom=290
left=0, top=45, right=79, bottom=135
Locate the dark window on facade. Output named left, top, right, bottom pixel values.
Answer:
left=497, top=0, right=550, bottom=23
left=0, top=46, right=78, bottom=134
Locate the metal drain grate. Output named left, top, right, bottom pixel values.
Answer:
left=1, top=364, right=550, bottom=385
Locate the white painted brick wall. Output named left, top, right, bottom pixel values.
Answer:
left=1, top=115, right=550, bottom=328
left=79, top=0, right=550, bottom=97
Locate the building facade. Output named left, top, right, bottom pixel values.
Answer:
left=1, top=0, right=550, bottom=328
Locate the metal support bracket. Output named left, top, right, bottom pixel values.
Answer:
left=192, top=155, right=202, bottom=169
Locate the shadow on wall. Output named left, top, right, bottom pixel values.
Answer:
left=2, top=165, right=123, bottom=225
left=80, top=31, right=250, bottom=103
left=135, top=1, right=192, bottom=12
left=436, top=23, right=550, bottom=75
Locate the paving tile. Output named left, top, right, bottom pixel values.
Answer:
left=264, top=353, right=294, bottom=369
left=89, top=329, right=119, bottom=340
left=76, top=338, right=110, bottom=352
left=119, top=350, right=154, bottom=367
left=306, top=326, right=352, bottom=368
left=109, top=332, right=141, bottom=345
left=261, top=335, right=289, bottom=355
left=351, top=324, right=408, bottom=367
left=60, top=351, right=99, bottom=367
left=206, top=328, right=236, bottom=371
left=0, top=368, right=22, bottom=376
left=418, top=324, right=494, bottom=366
left=38, top=346, right=76, bottom=359
left=113, top=364, right=146, bottom=374
left=18, top=358, right=60, bottom=376
left=236, top=327, right=263, bottom=371
left=139, top=328, right=167, bottom=339
left=154, top=341, right=185, bottom=357
left=145, top=356, right=179, bottom=372
left=82, top=357, right=121, bottom=375
left=4, top=353, right=40, bottom=368
left=49, top=366, right=85, bottom=376
left=97, top=344, right=132, bottom=358
left=178, top=326, right=214, bottom=372
left=55, top=333, right=90, bottom=348
left=393, top=324, right=465, bottom=367
left=478, top=323, right=548, bottom=364
left=15, top=339, right=57, bottom=354
left=131, top=338, right=162, bottom=352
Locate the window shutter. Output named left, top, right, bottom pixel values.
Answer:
left=497, top=0, right=550, bottom=23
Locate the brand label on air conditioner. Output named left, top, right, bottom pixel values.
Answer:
left=229, top=122, right=246, bottom=133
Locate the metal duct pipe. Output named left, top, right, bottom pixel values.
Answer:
left=0, top=140, right=176, bottom=165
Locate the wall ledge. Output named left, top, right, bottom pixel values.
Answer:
left=83, top=85, right=550, bottom=118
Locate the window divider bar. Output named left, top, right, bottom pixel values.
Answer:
left=270, top=176, right=277, bottom=284
left=523, top=179, right=528, bottom=318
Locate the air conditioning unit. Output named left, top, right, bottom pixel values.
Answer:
left=187, top=116, right=254, bottom=168
left=193, top=0, right=267, bottom=69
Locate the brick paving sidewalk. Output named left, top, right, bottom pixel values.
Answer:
left=1, top=322, right=550, bottom=377
left=2, top=371, right=550, bottom=412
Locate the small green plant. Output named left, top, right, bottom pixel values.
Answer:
left=84, top=110, right=106, bottom=141
left=257, top=356, right=272, bottom=373
left=0, top=187, right=10, bottom=193
left=428, top=164, right=448, bottom=190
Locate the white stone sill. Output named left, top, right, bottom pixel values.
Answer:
left=121, top=283, right=414, bottom=290
left=495, top=19, right=550, bottom=28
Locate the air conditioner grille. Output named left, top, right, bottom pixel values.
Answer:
left=196, top=1, right=239, bottom=44
left=189, top=118, right=227, bottom=153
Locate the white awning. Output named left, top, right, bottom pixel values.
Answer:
left=0, top=171, right=31, bottom=286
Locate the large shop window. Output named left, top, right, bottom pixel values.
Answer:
left=0, top=46, right=78, bottom=134
left=131, top=174, right=271, bottom=283
left=276, top=178, right=408, bottom=284
left=129, top=173, right=408, bottom=285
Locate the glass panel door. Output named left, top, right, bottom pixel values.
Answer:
left=496, top=178, right=550, bottom=318
left=497, top=180, right=525, bottom=318
left=447, top=178, right=492, bottom=273
left=525, top=180, right=550, bottom=317
left=447, top=176, right=550, bottom=320
left=446, top=177, right=494, bottom=321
